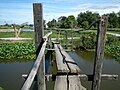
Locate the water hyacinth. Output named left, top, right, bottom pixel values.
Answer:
left=0, top=43, right=36, bottom=59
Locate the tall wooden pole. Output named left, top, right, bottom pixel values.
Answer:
left=65, top=31, right=68, bottom=49
left=33, top=3, right=46, bottom=90
left=71, top=29, right=73, bottom=51
left=91, top=16, right=108, bottom=90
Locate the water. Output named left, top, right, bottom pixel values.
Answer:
left=0, top=61, right=34, bottom=90
left=0, top=51, right=120, bottom=90
left=68, top=51, right=120, bottom=90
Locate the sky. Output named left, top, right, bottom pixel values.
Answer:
left=0, top=0, right=120, bottom=25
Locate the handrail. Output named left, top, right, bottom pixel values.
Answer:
left=21, top=32, right=52, bottom=90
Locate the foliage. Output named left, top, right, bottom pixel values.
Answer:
left=106, top=34, right=119, bottom=45
left=58, top=16, right=67, bottom=28
left=77, top=11, right=99, bottom=28
left=105, top=45, right=120, bottom=60
left=0, top=87, right=4, bottom=90
left=0, top=23, right=33, bottom=29
left=46, top=11, right=120, bottom=30
left=81, top=32, right=96, bottom=49
left=64, top=15, right=78, bottom=28
left=0, top=43, right=36, bottom=59
left=81, top=21, right=89, bottom=28
left=107, top=12, right=119, bottom=28
left=47, top=19, right=57, bottom=28
left=47, top=15, right=78, bottom=29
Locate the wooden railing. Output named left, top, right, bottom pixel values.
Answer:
left=21, top=32, right=52, bottom=90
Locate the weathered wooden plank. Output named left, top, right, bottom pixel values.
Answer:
left=54, top=44, right=69, bottom=73
left=21, top=32, right=52, bottom=90
left=92, top=16, right=108, bottom=90
left=58, top=44, right=80, bottom=74
left=54, top=75, right=86, bottom=90
left=69, top=75, right=86, bottom=90
left=21, top=41, right=47, bottom=90
left=54, top=76, right=67, bottom=90
left=43, top=31, right=52, bottom=41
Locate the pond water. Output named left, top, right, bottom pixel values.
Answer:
left=0, top=61, right=34, bottom=90
left=68, top=51, right=120, bottom=90
left=0, top=51, right=120, bottom=90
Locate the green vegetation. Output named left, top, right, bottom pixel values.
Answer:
left=46, top=11, right=120, bottom=29
left=0, top=23, right=33, bottom=29
left=0, top=31, right=34, bottom=38
left=0, top=87, right=4, bottom=90
left=105, top=35, right=120, bottom=61
left=0, top=43, right=35, bottom=59
left=55, top=30, right=120, bottom=61
left=105, top=45, right=120, bottom=61
left=0, top=30, right=119, bottom=61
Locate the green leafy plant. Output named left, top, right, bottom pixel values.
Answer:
left=0, top=43, right=35, bottom=59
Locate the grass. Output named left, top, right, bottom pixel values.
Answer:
left=0, top=31, right=34, bottom=38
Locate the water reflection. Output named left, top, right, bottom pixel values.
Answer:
left=0, top=61, right=34, bottom=90
left=68, top=50, right=120, bottom=90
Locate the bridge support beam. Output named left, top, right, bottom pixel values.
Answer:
left=44, top=74, right=118, bottom=81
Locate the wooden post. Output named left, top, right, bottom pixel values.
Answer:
left=56, top=30, right=59, bottom=42
left=71, top=29, right=73, bottom=51
left=91, top=16, right=108, bottom=90
left=65, top=31, right=68, bottom=49
left=33, top=3, right=45, bottom=90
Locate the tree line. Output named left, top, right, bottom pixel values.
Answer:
left=46, top=11, right=120, bottom=29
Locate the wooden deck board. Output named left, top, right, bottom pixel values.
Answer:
left=69, top=75, right=86, bottom=90
left=54, top=75, right=86, bottom=90
left=54, top=44, right=69, bottom=73
left=58, top=44, right=80, bottom=74
left=54, top=76, right=67, bottom=90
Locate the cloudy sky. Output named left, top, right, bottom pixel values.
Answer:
left=0, top=0, right=120, bottom=25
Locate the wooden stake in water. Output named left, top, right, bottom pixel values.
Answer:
left=92, top=16, right=108, bottom=90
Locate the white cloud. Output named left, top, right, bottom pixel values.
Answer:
left=70, top=3, right=120, bottom=15
left=44, top=2, right=120, bottom=22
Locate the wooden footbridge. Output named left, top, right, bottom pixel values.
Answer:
left=21, top=3, right=118, bottom=90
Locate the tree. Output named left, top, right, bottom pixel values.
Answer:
left=81, top=21, right=89, bottom=28
left=44, top=20, right=46, bottom=28
left=77, top=11, right=99, bottom=28
left=107, top=12, right=119, bottom=28
left=58, top=16, right=67, bottom=28
left=64, top=15, right=78, bottom=28
left=117, top=11, right=120, bottom=28
left=47, top=19, right=57, bottom=28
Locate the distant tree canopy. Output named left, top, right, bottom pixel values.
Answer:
left=46, top=11, right=120, bottom=29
